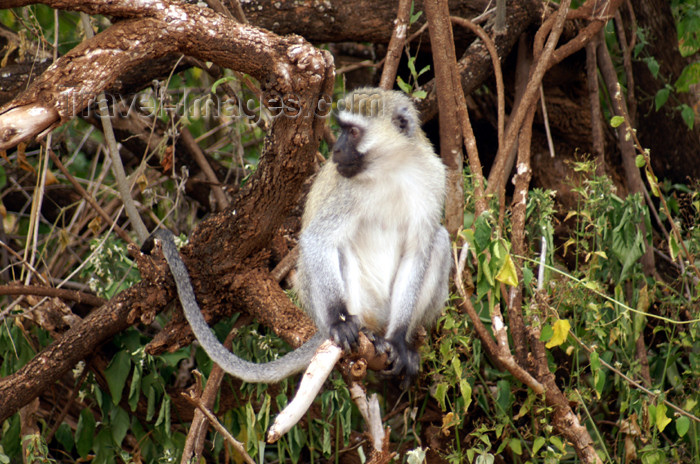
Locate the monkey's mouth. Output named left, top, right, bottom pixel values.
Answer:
left=335, top=161, right=364, bottom=178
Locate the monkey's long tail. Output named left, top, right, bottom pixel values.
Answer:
left=154, top=229, right=323, bottom=384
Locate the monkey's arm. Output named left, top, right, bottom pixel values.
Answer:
left=153, top=229, right=321, bottom=383
left=297, top=220, right=360, bottom=351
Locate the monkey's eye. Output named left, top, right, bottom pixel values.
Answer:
left=348, top=126, right=361, bottom=139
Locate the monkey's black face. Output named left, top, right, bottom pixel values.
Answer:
left=332, top=122, right=365, bottom=178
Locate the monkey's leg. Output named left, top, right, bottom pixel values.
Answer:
left=413, top=226, right=451, bottom=326
left=382, top=226, right=451, bottom=388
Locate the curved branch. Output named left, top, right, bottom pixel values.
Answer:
left=0, top=0, right=331, bottom=150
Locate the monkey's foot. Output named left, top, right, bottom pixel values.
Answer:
left=329, top=314, right=360, bottom=351
left=374, top=337, right=420, bottom=389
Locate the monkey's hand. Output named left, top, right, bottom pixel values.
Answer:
left=375, top=336, right=420, bottom=389
left=329, top=314, right=361, bottom=352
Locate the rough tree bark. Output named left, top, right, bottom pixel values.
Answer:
left=425, top=0, right=464, bottom=236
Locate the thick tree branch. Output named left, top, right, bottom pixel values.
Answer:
left=378, top=0, right=412, bottom=90
left=0, top=0, right=330, bottom=149
left=425, top=0, right=463, bottom=236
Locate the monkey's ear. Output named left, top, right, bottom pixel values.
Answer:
left=391, top=105, right=416, bottom=137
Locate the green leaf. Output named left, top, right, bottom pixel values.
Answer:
left=676, top=415, right=690, bottom=437
left=549, top=435, right=565, bottom=452
left=655, top=403, right=672, bottom=433
left=514, top=391, right=536, bottom=420
left=481, top=254, right=494, bottom=286
left=110, top=407, right=129, bottom=446
left=410, top=10, right=423, bottom=25
left=590, top=351, right=602, bottom=398
left=396, top=76, right=411, bottom=94
left=459, top=379, right=472, bottom=413
left=93, top=427, right=116, bottom=464
left=211, top=76, right=236, bottom=94
left=495, top=253, right=519, bottom=287
left=545, top=319, right=570, bottom=348
left=669, top=233, right=680, bottom=261
left=533, top=436, right=546, bottom=455
left=0, top=415, right=20, bottom=457
left=508, top=438, right=522, bottom=455
left=674, top=61, right=700, bottom=93
left=128, top=361, right=142, bottom=411
left=55, top=423, right=74, bottom=453
left=76, top=409, right=96, bottom=458
left=433, top=383, right=448, bottom=410
left=594, top=368, right=606, bottom=398
left=491, top=239, right=507, bottom=261
left=610, top=115, right=625, bottom=128
left=496, top=380, right=512, bottom=413
left=645, top=167, right=660, bottom=197
left=680, top=103, right=695, bottom=129
left=474, top=215, right=492, bottom=252
left=407, top=55, right=417, bottom=77
left=654, top=87, right=670, bottom=110
left=146, top=386, right=156, bottom=421
left=635, top=155, right=646, bottom=168
left=540, top=324, right=553, bottom=342
left=644, top=56, right=660, bottom=78
left=155, top=395, right=172, bottom=435
left=105, top=351, right=131, bottom=405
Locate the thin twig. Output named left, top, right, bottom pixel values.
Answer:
left=0, top=241, right=48, bottom=286
left=0, top=284, right=104, bottom=307
left=613, top=9, right=636, bottom=122
left=179, top=126, right=229, bottom=210
left=570, top=332, right=700, bottom=423
left=182, top=394, right=256, bottom=464
left=539, top=86, right=556, bottom=158
left=452, top=243, right=544, bottom=393
left=24, top=140, right=50, bottom=285
left=80, top=13, right=149, bottom=242
left=48, top=150, right=133, bottom=244
left=181, top=329, right=240, bottom=463
left=46, top=366, right=90, bottom=442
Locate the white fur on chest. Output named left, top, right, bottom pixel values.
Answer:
left=340, top=168, right=433, bottom=331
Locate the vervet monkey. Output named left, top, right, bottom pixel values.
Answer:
left=152, top=87, right=451, bottom=387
